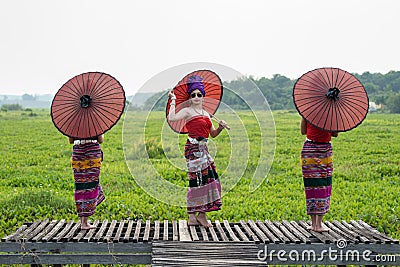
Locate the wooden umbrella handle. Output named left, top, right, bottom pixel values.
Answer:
left=210, top=114, right=231, bottom=130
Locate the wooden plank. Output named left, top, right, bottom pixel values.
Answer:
left=273, top=221, right=301, bottom=243
left=23, top=219, right=49, bottom=241
left=42, top=220, right=65, bottom=242
left=163, top=220, right=168, bottom=241
left=318, top=222, right=340, bottom=243
left=258, top=220, right=281, bottom=243
left=0, top=253, right=152, bottom=265
left=113, top=220, right=125, bottom=243
left=199, top=226, right=209, bottom=241
left=332, top=220, right=361, bottom=242
left=151, top=242, right=264, bottom=266
left=324, top=221, right=358, bottom=243
left=178, top=220, right=192, bottom=241
left=207, top=221, right=219, bottom=241
left=289, top=220, right=313, bottom=238
left=233, top=224, right=249, bottom=241
left=340, top=220, right=371, bottom=243
left=172, top=220, right=178, bottom=241
left=282, top=220, right=310, bottom=244
left=358, top=220, right=399, bottom=243
left=83, top=220, right=100, bottom=242
left=249, top=221, right=272, bottom=244
left=350, top=220, right=388, bottom=243
left=298, top=220, right=331, bottom=244
left=60, top=221, right=80, bottom=242
left=54, top=220, right=74, bottom=242
left=143, top=220, right=151, bottom=242
left=2, top=224, right=28, bottom=242
left=223, top=220, right=240, bottom=242
left=72, top=228, right=87, bottom=242
left=189, top=226, right=199, bottom=241
left=248, top=220, right=269, bottom=243
left=123, top=220, right=134, bottom=242
left=353, top=220, right=394, bottom=243
left=32, top=220, right=58, bottom=242
left=0, top=242, right=149, bottom=254
left=153, top=220, right=160, bottom=241
left=104, top=220, right=117, bottom=242
left=322, top=223, right=347, bottom=241
left=94, top=219, right=109, bottom=242
left=132, top=219, right=142, bottom=242
left=14, top=221, right=42, bottom=241
left=214, top=220, right=229, bottom=241
left=240, top=220, right=259, bottom=243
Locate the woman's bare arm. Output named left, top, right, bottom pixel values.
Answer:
left=300, top=118, right=307, bottom=135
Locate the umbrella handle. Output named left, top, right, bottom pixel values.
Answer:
left=210, top=114, right=231, bottom=130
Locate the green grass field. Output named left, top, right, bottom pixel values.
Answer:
left=0, top=109, right=398, bottom=239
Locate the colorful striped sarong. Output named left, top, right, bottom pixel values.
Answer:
left=72, top=142, right=105, bottom=217
left=301, top=141, right=333, bottom=215
left=185, top=139, right=222, bottom=214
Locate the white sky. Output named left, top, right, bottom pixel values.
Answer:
left=1, top=0, right=399, bottom=96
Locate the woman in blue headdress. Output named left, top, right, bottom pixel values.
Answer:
left=168, top=75, right=229, bottom=228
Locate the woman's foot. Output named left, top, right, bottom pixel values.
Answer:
left=188, top=214, right=200, bottom=226
left=196, top=212, right=213, bottom=228
left=308, top=223, right=329, bottom=232
left=80, top=217, right=96, bottom=230
left=313, top=215, right=329, bottom=232
left=81, top=223, right=96, bottom=230
left=313, top=225, right=330, bottom=232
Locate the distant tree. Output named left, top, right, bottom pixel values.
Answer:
left=133, top=71, right=400, bottom=112
left=22, top=94, right=36, bottom=101
left=1, top=104, right=23, bottom=111
left=364, top=82, right=379, bottom=94
left=143, top=91, right=167, bottom=111
left=386, top=93, right=400, bottom=113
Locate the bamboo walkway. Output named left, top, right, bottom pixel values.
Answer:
left=1, top=219, right=399, bottom=266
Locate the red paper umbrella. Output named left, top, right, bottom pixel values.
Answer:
left=166, top=69, right=223, bottom=134
left=293, top=67, right=369, bottom=132
left=51, top=72, right=125, bottom=139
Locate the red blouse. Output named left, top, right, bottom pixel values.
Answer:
left=186, top=116, right=212, bottom=138
left=306, top=123, right=332, bottom=142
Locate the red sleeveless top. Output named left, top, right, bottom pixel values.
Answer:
left=186, top=116, right=212, bottom=138
left=306, top=122, right=332, bottom=142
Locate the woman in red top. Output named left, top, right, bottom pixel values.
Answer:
left=168, top=75, right=229, bottom=227
left=300, top=118, right=338, bottom=232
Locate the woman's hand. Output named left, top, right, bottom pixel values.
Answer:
left=168, top=91, right=176, bottom=100
left=300, top=118, right=307, bottom=135
left=218, top=120, right=230, bottom=130
left=97, top=134, right=104, bottom=144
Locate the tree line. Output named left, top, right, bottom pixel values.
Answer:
left=140, top=70, right=400, bottom=113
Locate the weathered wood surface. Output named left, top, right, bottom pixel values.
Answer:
left=152, top=241, right=265, bottom=267
left=1, top=219, right=398, bottom=265
left=2, top=219, right=397, bottom=244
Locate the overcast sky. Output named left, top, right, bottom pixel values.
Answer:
left=1, top=0, right=399, bottom=96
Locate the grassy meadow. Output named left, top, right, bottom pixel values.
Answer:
left=0, top=109, right=398, bottom=240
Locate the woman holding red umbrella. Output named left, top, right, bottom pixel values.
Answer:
left=69, top=134, right=105, bottom=230
left=294, top=67, right=369, bottom=232
left=168, top=75, right=229, bottom=228
left=300, top=118, right=338, bottom=232
left=52, top=72, right=125, bottom=230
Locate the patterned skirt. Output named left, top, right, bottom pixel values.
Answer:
left=72, top=142, right=105, bottom=217
left=185, top=139, right=222, bottom=214
left=301, top=141, right=333, bottom=215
